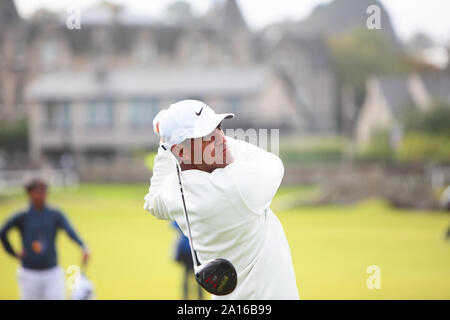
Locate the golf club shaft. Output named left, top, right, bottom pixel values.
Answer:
left=174, top=162, right=200, bottom=268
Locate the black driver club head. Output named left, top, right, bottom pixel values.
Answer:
left=195, top=258, right=237, bottom=296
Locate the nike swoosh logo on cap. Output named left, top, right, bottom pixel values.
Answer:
left=196, top=107, right=203, bottom=116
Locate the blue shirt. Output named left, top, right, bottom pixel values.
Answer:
left=0, top=204, right=85, bottom=270
left=171, top=221, right=191, bottom=255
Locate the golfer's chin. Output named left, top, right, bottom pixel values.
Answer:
left=209, top=149, right=234, bottom=171
left=220, top=148, right=234, bottom=167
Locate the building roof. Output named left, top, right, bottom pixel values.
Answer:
left=70, top=7, right=161, bottom=26
left=25, top=67, right=269, bottom=101
left=295, top=0, right=400, bottom=50
left=377, top=76, right=414, bottom=117
left=286, top=35, right=333, bottom=70
left=26, top=3, right=242, bottom=57
left=222, top=0, right=248, bottom=31
left=0, top=0, right=21, bottom=26
left=420, top=71, right=450, bottom=103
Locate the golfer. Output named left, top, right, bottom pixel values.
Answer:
left=144, top=100, right=299, bottom=299
left=0, top=178, right=90, bottom=300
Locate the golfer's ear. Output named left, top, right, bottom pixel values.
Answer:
left=172, top=144, right=182, bottom=157
left=173, top=144, right=189, bottom=162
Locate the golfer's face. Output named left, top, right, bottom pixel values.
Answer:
left=202, top=124, right=231, bottom=165
left=181, top=123, right=234, bottom=171
left=28, top=185, right=47, bottom=206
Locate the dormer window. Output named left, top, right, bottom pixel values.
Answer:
left=40, top=39, right=57, bottom=69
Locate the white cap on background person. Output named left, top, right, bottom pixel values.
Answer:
left=153, top=100, right=234, bottom=150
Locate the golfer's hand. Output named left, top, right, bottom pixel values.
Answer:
left=15, top=249, right=25, bottom=260
left=82, top=248, right=90, bottom=265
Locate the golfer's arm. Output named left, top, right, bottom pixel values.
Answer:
left=144, top=190, right=171, bottom=220
left=57, top=212, right=85, bottom=248
left=0, top=215, right=20, bottom=257
left=144, top=147, right=173, bottom=220
left=146, top=146, right=174, bottom=199
left=232, top=147, right=284, bottom=215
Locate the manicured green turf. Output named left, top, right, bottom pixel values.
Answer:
left=0, top=184, right=449, bottom=299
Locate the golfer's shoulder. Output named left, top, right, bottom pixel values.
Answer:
left=45, top=206, right=67, bottom=223
left=154, top=172, right=180, bottom=204
left=227, top=136, right=283, bottom=169
left=45, top=205, right=64, bottom=215
left=12, top=208, right=28, bottom=217
left=2, top=209, right=27, bottom=229
left=226, top=136, right=257, bottom=155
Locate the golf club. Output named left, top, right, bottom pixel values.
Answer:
left=173, top=158, right=237, bottom=296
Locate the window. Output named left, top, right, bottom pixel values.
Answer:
left=40, top=40, right=57, bottom=69
left=43, top=101, right=71, bottom=131
left=87, top=101, right=114, bottom=129
left=129, top=99, right=158, bottom=128
left=133, top=40, right=157, bottom=64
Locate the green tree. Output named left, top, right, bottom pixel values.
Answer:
left=328, top=28, right=407, bottom=106
left=402, top=100, right=450, bottom=137
left=358, top=128, right=395, bottom=162
left=398, top=101, right=450, bottom=164
left=397, top=134, right=450, bottom=163
left=0, top=118, right=29, bottom=152
left=406, top=32, right=434, bottom=53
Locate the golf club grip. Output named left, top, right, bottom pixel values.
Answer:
left=175, top=163, right=200, bottom=268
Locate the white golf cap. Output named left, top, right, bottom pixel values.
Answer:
left=153, top=100, right=234, bottom=150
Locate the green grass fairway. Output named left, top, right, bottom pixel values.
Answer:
left=0, top=184, right=449, bottom=299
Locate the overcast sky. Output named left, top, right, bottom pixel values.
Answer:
left=15, top=0, right=450, bottom=45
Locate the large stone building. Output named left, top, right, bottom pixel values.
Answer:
left=26, top=66, right=299, bottom=172
left=1, top=0, right=345, bottom=177
left=0, top=0, right=28, bottom=120
left=0, top=0, right=257, bottom=121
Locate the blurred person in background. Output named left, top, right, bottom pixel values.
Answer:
left=440, top=185, right=450, bottom=211
left=171, top=221, right=204, bottom=300
left=440, top=186, right=450, bottom=240
left=0, top=178, right=90, bottom=300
